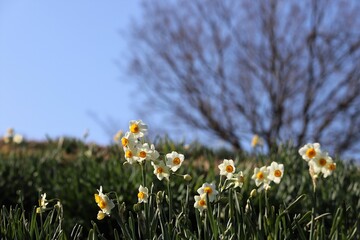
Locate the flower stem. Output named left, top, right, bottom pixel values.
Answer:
left=167, top=180, right=173, bottom=223
left=310, top=187, right=317, bottom=240
left=141, top=163, right=150, bottom=239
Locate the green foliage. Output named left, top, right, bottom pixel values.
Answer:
left=0, top=138, right=359, bottom=239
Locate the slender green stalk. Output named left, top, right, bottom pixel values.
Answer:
left=310, top=187, right=317, bottom=240
left=167, top=179, right=173, bottom=223
left=217, top=176, right=223, bottom=220
left=185, top=184, right=190, bottom=218
left=258, top=190, right=263, bottom=231
left=265, top=189, right=269, bottom=218
left=206, top=195, right=218, bottom=239
left=141, top=163, right=150, bottom=239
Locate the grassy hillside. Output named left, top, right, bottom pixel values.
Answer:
left=0, top=137, right=359, bottom=239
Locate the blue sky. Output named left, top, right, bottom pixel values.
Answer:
left=0, top=1, right=144, bottom=145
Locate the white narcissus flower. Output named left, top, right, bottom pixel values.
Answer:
left=267, top=162, right=284, bottom=184
left=129, top=120, right=148, bottom=138
left=39, top=193, right=48, bottom=209
left=123, top=145, right=139, bottom=164
left=151, top=161, right=170, bottom=181
left=311, top=151, right=331, bottom=175
left=252, top=166, right=270, bottom=187
left=299, top=143, right=321, bottom=162
left=165, top=151, right=184, bottom=172
left=218, top=159, right=236, bottom=179
left=197, top=182, right=218, bottom=202
left=13, top=134, right=23, bottom=144
left=138, top=185, right=149, bottom=203
left=233, top=171, right=245, bottom=188
left=136, top=143, right=153, bottom=163
left=311, top=151, right=336, bottom=178
left=94, top=186, right=115, bottom=216
left=251, top=134, right=263, bottom=148
left=121, top=131, right=138, bottom=149
left=149, top=144, right=159, bottom=161
left=323, top=161, right=336, bottom=178
left=194, top=195, right=207, bottom=213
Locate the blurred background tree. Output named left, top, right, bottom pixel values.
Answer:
left=126, top=0, right=360, bottom=157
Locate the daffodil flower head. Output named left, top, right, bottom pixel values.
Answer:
left=151, top=161, right=170, bottom=181
left=267, top=161, right=284, bottom=184
left=137, top=185, right=149, bottom=203
left=129, top=120, right=148, bottom=139
left=197, top=182, right=218, bottom=202
left=233, top=171, right=245, bottom=188
left=121, top=131, right=138, bottom=148
left=251, top=166, right=270, bottom=187
left=251, top=134, right=263, bottom=148
left=218, top=159, right=236, bottom=179
left=299, top=143, right=321, bottom=162
left=94, top=186, right=115, bottom=216
left=13, top=134, right=23, bottom=144
left=6, top=128, right=14, bottom=137
left=136, top=143, right=153, bottom=163
left=149, top=144, right=160, bottom=161
left=39, top=193, right=48, bottom=209
left=123, top=145, right=140, bottom=164
left=194, top=195, right=207, bottom=213
left=323, top=161, right=336, bottom=178
left=311, top=151, right=335, bottom=178
left=166, top=151, right=185, bottom=172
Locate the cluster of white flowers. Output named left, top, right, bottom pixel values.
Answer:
left=251, top=161, right=284, bottom=191
left=121, top=120, right=159, bottom=164
left=2, top=128, right=23, bottom=144
left=95, top=120, right=189, bottom=220
left=218, top=159, right=244, bottom=188
left=299, top=143, right=336, bottom=179
left=194, top=183, right=218, bottom=213
left=120, top=120, right=186, bottom=181
left=94, top=186, right=115, bottom=220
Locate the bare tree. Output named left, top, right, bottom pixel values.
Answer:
left=126, top=0, right=360, bottom=156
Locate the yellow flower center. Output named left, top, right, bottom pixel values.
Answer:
left=199, top=199, right=206, bottom=206
left=125, top=150, right=133, bottom=158
left=256, top=171, right=264, bottom=180
left=274, top=170, right=282, bottom=177
left=121, top=137, right=128, bottom=147
left=204, top=186, right=213, bottom=194
left=156, top=167, right=164, bottom=174
left=130, top=123, right=139, bottom=133
left=98, top=200, right=107, bottom=210
left=138, top=192, right=145, bottom=199
left=306, top=148, right=316, bottom=158
left=139, top=151, right=147, bottom=158
left=319, top=158, right=327, bottom=166
left=95, top=194, right=101, bottom=203
left=328, top=163, right=336, bottom=171
left=225, top=165, right=234, bottom=173
left=172, top=157, right=181, bottom=165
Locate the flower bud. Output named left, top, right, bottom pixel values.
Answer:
left=133, top=203, right=142, bottom=212
left=156, top=191, right=164, bottom=205
left=250, top=189, right=257, bottom=198
left=183, top=174, right=192, bottom=182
